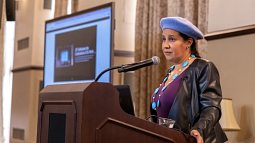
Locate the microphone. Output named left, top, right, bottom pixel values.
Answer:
left=118, top=56, right=160, bottom=73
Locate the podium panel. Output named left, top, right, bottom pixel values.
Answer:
left=38, top=101, right=76, bottom=143
left=96, top=118, right=174, bottom=143
left=37, top=82, right=196, bottom=143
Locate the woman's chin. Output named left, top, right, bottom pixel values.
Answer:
left=164, top=56, right=173, bottom=61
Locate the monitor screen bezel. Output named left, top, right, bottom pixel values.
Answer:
left=43, top=2, right=115, bottom=87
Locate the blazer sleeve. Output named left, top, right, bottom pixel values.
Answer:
left=190, top=61, right=222, bottom=139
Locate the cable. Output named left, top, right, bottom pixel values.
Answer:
left=94, top=65, right=122, bottom=82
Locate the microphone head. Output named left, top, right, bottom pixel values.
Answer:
left=151, top=56, right=160, bottom=65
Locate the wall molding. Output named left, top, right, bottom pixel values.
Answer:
left=11, top=50, right=135, bottom=73
left=205, top=24, right=255, bottom=41
left=12, top=66, right=44, bottom=73
left=114, top=50, right=134, bottom=57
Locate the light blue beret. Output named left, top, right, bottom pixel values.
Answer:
left=160, top=17, right=204, bottom=40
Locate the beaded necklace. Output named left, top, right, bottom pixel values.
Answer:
left=151, top=54, right=195, bottom=110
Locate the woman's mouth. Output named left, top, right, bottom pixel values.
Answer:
left=164, top=51, right=172, bottom=55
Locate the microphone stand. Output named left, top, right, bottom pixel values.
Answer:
left=94, top=65, right=123, bottom=82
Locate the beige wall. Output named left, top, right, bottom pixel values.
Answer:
left=113, top=56, right=134, bottom=85
left=10, top=70, right=43, bottom=143
left=13, top=0, right=53, bottom=68
left=208, top=0, right=255, bottom=32
left=207, top=1, right=255, bottom=142
left=207, top=34, right=255, bottom=143
left=13, top=0, right=35, bottom=68
left=31, top=0, right=54, bottom=66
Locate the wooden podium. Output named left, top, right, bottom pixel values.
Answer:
left=36, top=82, right=196, bottom=143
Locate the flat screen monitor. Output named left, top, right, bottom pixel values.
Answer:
left=114, top=85, right=135, bottom=116
left=44, top=2, right=114, bottom=87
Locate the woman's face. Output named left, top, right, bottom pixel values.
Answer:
left=162, top=29, right=191, bottom=63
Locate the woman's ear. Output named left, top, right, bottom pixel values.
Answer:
left=186, top=38, right=193, bottom=47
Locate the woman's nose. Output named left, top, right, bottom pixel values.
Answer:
left=163, top=42, right=170, bottom=49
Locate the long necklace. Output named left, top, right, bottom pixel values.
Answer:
left=151, top=54, right=195, bottom=110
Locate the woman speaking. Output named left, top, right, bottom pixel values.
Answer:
left=150, top=17, right=228, bottom=143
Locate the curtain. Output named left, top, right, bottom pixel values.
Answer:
left=197, top=0, right=209, bottom=58
left=0, top=0, right=6, bottom=140
left=134, top=0, right=208, bottom=119
left=71, top=0, right=79, bottom=13
left=134, top=0, right=168, bottom=119
left=54, top=0, right=68, bottom=18
left=54, top=0, right=78, bottom=17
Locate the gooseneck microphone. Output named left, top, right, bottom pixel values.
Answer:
left=118, top=56, right=160, bottom=73
left=95, top=56, right=160, bottom=82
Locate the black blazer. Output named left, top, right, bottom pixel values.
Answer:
left=151, top=58, right=228, bottom=143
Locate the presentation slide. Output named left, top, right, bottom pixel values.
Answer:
left=54, top=26, right=97, bottom=81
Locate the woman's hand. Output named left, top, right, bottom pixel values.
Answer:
left=190, top=130, right=203, bottom=143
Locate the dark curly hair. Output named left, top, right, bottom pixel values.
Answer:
left=179, top=32, right=201, bottom=58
